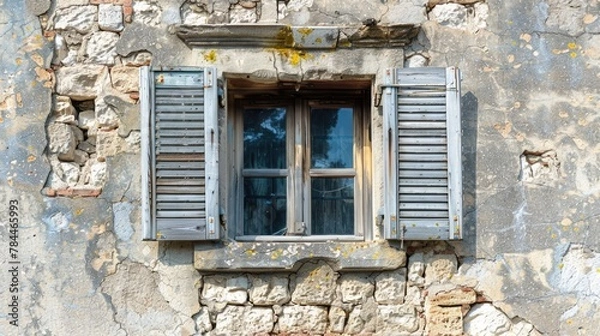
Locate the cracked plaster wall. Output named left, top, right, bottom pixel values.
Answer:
left=1, top=0, right=600, bottom=335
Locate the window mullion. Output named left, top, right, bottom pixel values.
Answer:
left=289, top=98, right=305, bottom=234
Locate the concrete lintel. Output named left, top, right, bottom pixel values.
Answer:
left=194, top=240, right=406, bottom=271
left=175, top=24, right=419, bottom=49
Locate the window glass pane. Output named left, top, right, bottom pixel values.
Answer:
left=311, top=178, right=354, bottom=235
left=311, top=108, right=353, bottom=168
left=244, top=178, right=287, bottom=235
left=244, top=108, right=286, bottom=169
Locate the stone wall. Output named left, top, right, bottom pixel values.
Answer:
left=1, top=0, right=600, bottom=335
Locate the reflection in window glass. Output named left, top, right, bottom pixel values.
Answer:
left=311, top=108, right=353, bottom=169
left=244, top=178, right=287, bottom=235
left=244, top=108, right=286, bottom=169
left=311, top=178, right=354, bottom=235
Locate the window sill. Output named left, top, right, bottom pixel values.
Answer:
left=235, top=235, right=364, bottom=242
left=194, top=240, right=406, bottom=271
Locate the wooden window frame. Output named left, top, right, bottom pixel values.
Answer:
left=229, top=89, right=371, bottom=242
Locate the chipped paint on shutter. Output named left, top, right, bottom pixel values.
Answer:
left=384, top=67, right=462, bottom=240
left=141, top=66, right=219, bottom=241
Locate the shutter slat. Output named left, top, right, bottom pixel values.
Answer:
left=398, top=121, right=446, bottom=129
left=157, top=121, right=204, bottom=128
left=399, top=179, right=448, bottom=186
left=156, top=170, right=206, bottom=177
left=157, top=203, right=206, bottom=210
left=156, top=112, right=205, bottom=120
left=399, top=194, right=448, bottom=202
left=397, top=97, right=446, bottom=104
left=155, top=89, right=204, bottom=96
left=397, top=105, right=446, bottom=113
left=156, top=105, right=205, bottom=113
left=156, top=210, right=206, bottom=217
left=155, top=97, right=205, bottom=104
left=399, top=162, right=447, bottom=170
left=398, top=113, right=447, bottom=121
left=158, top=130, right=205, bottom=137
left=398, top=137, right=447, bottom=145
left=156, top=186, right=206, bottom=194
left=398, top=145, right=447, bottom=153
left=399, top=170, right=447, bottom=178
left=156, top=145, right=205, bottom=154
left=157, top=194, right=206, bottom=202
left=399, top=186, right=448, bottom=194
left=399, top=153, right=447, bottom=161
left=400, top=203, right=449, bottom=210
left=157, top=138, right=205, bottom=146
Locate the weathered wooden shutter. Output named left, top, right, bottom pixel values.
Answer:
left=383, top=67, right=462, bottom=240
left=141, top=66, right=220, bottom=241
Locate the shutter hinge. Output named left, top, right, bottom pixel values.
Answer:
left=400, top=223, right=405, bottom=249
left=205, top=70, right=213, bottom=88
left=208, top=216, right=216, bottom=235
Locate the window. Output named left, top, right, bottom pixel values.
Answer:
left=230, top=89, right=369, bottom=240
left=140, top=66, right=462, bottom=242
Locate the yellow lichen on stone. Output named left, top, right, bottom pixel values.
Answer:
left=297, top=27, right=313, bottom=37
left=27, top=155, right=36, bottom=162
left=203, top=50, right=217, bottom=63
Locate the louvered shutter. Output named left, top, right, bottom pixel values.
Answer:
left=383, top=67, right=462, bottom=240
left=141, top=66, right=220, bottom=241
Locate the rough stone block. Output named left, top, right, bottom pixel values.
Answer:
left=427, top=285, right=476, bottom=307
left=73, top=149, right=90, bottom=166
left=229, top=5, right=258, bottom=23
left=249, top=275, right=290, bottom=305
left=376, top=304, right=419, bottom=334
left=194, top=307, right=213, bottom=333
left=95, top=97, right=120, bottom=128
left=329, top=306, right=347, bottom=333
left=89, top=160, right=107, bottom=187
left=59, top=162, right=80, bottom=186
left=463, top=303, right=512, bottom=336
left=425, top=254, right=458, bottom=285
left=48, top=122, right=77, bottom=161
left=132, top=0, right=162, bottom=26
left=339, top=273, right=374, bottom=304
left=426, top=306, right=463, bottom=336
left=78, top=109, right=96, bottom=130
left=344, top=298, right=377, bottom=334
left=291, top=261, right=338, bottom=305
left=52, top=5, right=98, bottom=33
left=98, top=4, right=124, bottom=31
left=430, top=3, right=468, bottom=29
left=408, top=252, right=426, bottom=287
left=374, top=268, right=407, bottom=304
left=110, top=65, right=139, bottom=93
left=244, top=307, right=275, bottom=335
left=86, top=31, right=120, bottom=65
left=202, top=275, right=249, bottom=304
left=53, top=95, right=77, bottom=118
left=279, top=305, right=328, bottom=334
left=55, top=65, right=108, bottom=100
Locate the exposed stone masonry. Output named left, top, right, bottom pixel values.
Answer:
left=193, top=245, right=541, bottom=335
left=42, top=0, right=143, bottom=196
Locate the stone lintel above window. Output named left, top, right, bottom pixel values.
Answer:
left=175, top=24, right=419, bottom=49
left=194, top=241, right=406, bottom=271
